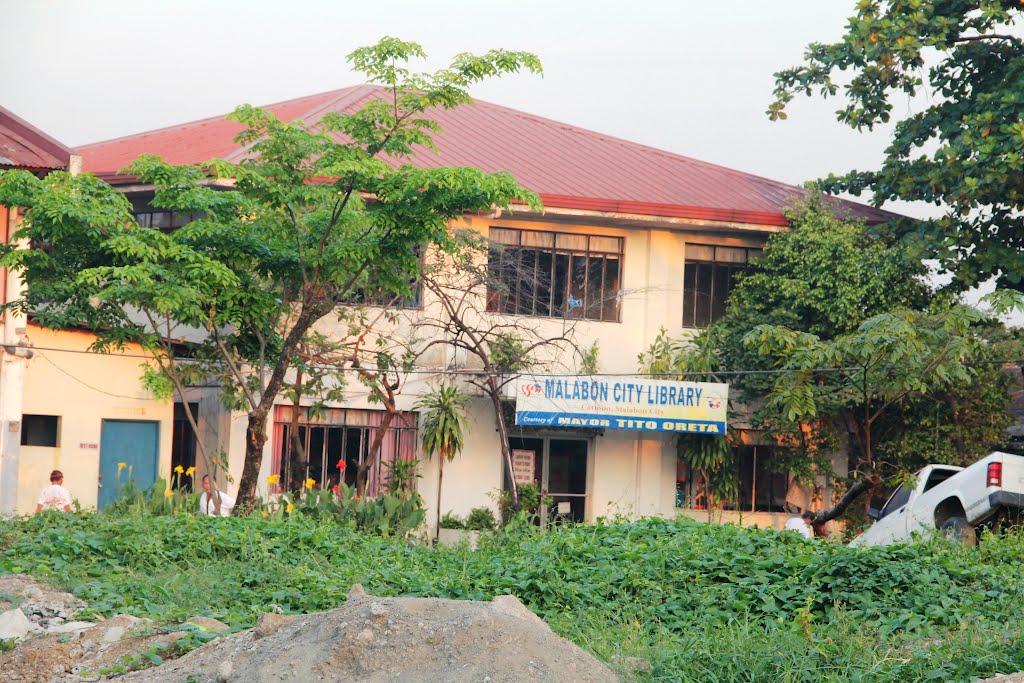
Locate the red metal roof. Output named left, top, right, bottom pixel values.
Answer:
left=0, top=106, right=72, bottom=171
left=76, top=84, right=893, bottom=226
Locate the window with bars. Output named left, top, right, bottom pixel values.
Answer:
left=486, top=227, right=623, bottom=322
left=675, top=444, right=789, bottom=513
left=682, top=244, right=761, bottom=327
left=272, top=406, right=418, bottom=497
left=133, top=210, right=203, bottom=232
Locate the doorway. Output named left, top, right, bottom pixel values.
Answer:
left=98, top=420, right=160, bottom=510
left=508, top=435, right=589, bottom=523
left=171, top=403, right=198, bottom=490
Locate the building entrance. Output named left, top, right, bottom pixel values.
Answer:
left=508, top=436, right=588, bottom=523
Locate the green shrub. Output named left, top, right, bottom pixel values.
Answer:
left=465, top=507, right=495, bottom=531
left=439, top=511, right=464, bottom=529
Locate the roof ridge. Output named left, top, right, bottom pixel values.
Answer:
left=466, top=97, right=809, bottom=194
left=74, top=85, right=368, bottom=151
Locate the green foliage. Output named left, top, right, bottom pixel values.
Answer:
left=489, top=333, right=531, bottom=373
left=465, top=506, right=496, bottom=531
left=4, top=514, right=1024, bottom=681
left=439, top=511, right=465, bottom=529
left=273, top=484, right=425, bottom=538
left=746, top=305, right=985, bottom=471
left=578, top=340, right=600, bottom=375
left=416, top=384, right=470, bottom=462
left=0, top=36, right=542, bottom=507
left=770, top=2, right=1024, bottom=292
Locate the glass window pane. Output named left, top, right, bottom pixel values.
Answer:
left=712, top=264, right=731, bottom=322
left=685, top=244, right=714, bottom=261
left=490, top=228, right=519, bottom=245
left=150, top=212, right=171, bottom=229
left=682, top=264, right=696, bottom=327
left=694, top=263, right=712, bottom=327
left=521, top=230, right=554, bottom=248
left=603, top=256, right=620, bottom=321
left=556, top=233, right=586, bottom=251
left=589, top=235, right=622, bottom=254
left=568, top=254, right=587, bottom=318
left=552, top=253, right=569, bottom=316
left=518, top=249, right=537, bottom=315
left=586, top=256, right=604, bottom=320
left=714, top=246, right=747, bottom=263
left=535, top=250, right=553, bottom=316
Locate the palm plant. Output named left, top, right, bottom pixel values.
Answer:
left=416, top=384, right=470, bottom=541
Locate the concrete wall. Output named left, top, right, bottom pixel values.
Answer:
left=16, top=325, right=173, bottom=512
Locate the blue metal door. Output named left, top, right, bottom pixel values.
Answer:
left=98, top=420, right=160, bottom=510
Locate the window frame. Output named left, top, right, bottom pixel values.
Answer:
left=682, top=243, right=761, bottom=328
left=486, top=227, right=624, bottom=322
left=21, top=414, right=60, bottom=447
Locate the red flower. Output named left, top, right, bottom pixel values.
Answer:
left=336, top=459, right=347, bottom=471
left=353, top=494, right=360, bottom=502
left=332, top=484, right=339, bottom=494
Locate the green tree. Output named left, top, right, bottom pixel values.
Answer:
left=0, top=37, right=542, bottom=512
left=770, top=1, right=1024, bottom=292
left=416, top=383, right=470, bottom=540
left=745, top=304, right=996, bottom=522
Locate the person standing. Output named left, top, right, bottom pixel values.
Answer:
left=36, top=470, right=72, bottom=512
left=199, top=474, right=235, bottom=517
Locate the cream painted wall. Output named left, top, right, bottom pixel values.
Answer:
left=16, top=324, right=173, bottom=513
left=205, top=213, right=772, bottom=528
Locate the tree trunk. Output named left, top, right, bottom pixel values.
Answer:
left=434, top=455, right=445, bottom=542
left=486, top=375, right=519, bottom=507
left=235, top=406, right=271, bottom=514
left=288, top=371, right=307, bottom=497
left=356, top=410, right=398, bottom=496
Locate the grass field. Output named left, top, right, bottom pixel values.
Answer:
left=3, top=512, right=1024, bottom=682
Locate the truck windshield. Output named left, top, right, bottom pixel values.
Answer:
left=880, top=484, right=912, bottom=518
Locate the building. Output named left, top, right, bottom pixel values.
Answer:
left=75, top=85, right=890, bottom=529
left=0, top=107, right=174, bottom=514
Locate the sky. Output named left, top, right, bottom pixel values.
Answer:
left=3, top=0, right=891, bottom=189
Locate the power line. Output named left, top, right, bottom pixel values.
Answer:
left=15, top=343, right=1024, bottom=380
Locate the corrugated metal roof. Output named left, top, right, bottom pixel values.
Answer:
left=75, top=84, right=894, bottom=226
left=0, top=106, right=72, bottom=171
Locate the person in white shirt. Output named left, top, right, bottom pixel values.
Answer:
left=199, top=474, right=235, bottom=517
left=36, top=470, right=72, bottom=512
left=784, top=510, right=815, bottom=539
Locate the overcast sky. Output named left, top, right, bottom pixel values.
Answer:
left=3, top=0, right=896, bottom=191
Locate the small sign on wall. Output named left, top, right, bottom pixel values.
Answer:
left=557, top=501, right=571, bottom=515
left=511, top=449, right=535, bottom=486
left=79, top=442, right=98, bottom=450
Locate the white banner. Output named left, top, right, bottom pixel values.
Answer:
left=515, top=375, right=728, bottom=434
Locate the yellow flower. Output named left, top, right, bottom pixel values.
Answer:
left=304, top=478, right=315, bottom=490
left=261, top=511, right=269, bottom=520
left=174, top=465, right=184, bottom=475
left=285, top=503, right=295, bottom=513
left=117, top=462, right=127, bottom=472
left=164, top=488, right=173, bottom=498
left=266, top=474, right=280, bottom=485
left=211, top=457, right=218, bottom=464
left=185, top=466, right=197, bottom=477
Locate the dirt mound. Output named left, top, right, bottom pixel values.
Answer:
left=119, top=584, right=618, bottom=683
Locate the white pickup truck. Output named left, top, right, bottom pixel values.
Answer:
left=852, top=451, right=1024, bottom=547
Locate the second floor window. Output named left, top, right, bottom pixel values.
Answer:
left=682, top=244, right=760, bottom=327
left=487, top=227, right=623, bottom=322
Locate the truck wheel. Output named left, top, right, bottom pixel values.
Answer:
left=940, top=516, right=977, bottom=546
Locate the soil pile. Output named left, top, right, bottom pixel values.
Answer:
left=119, top=584, right=617, bottom=683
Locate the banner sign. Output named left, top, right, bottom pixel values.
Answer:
left=515, top=376, right=728, bottom=434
